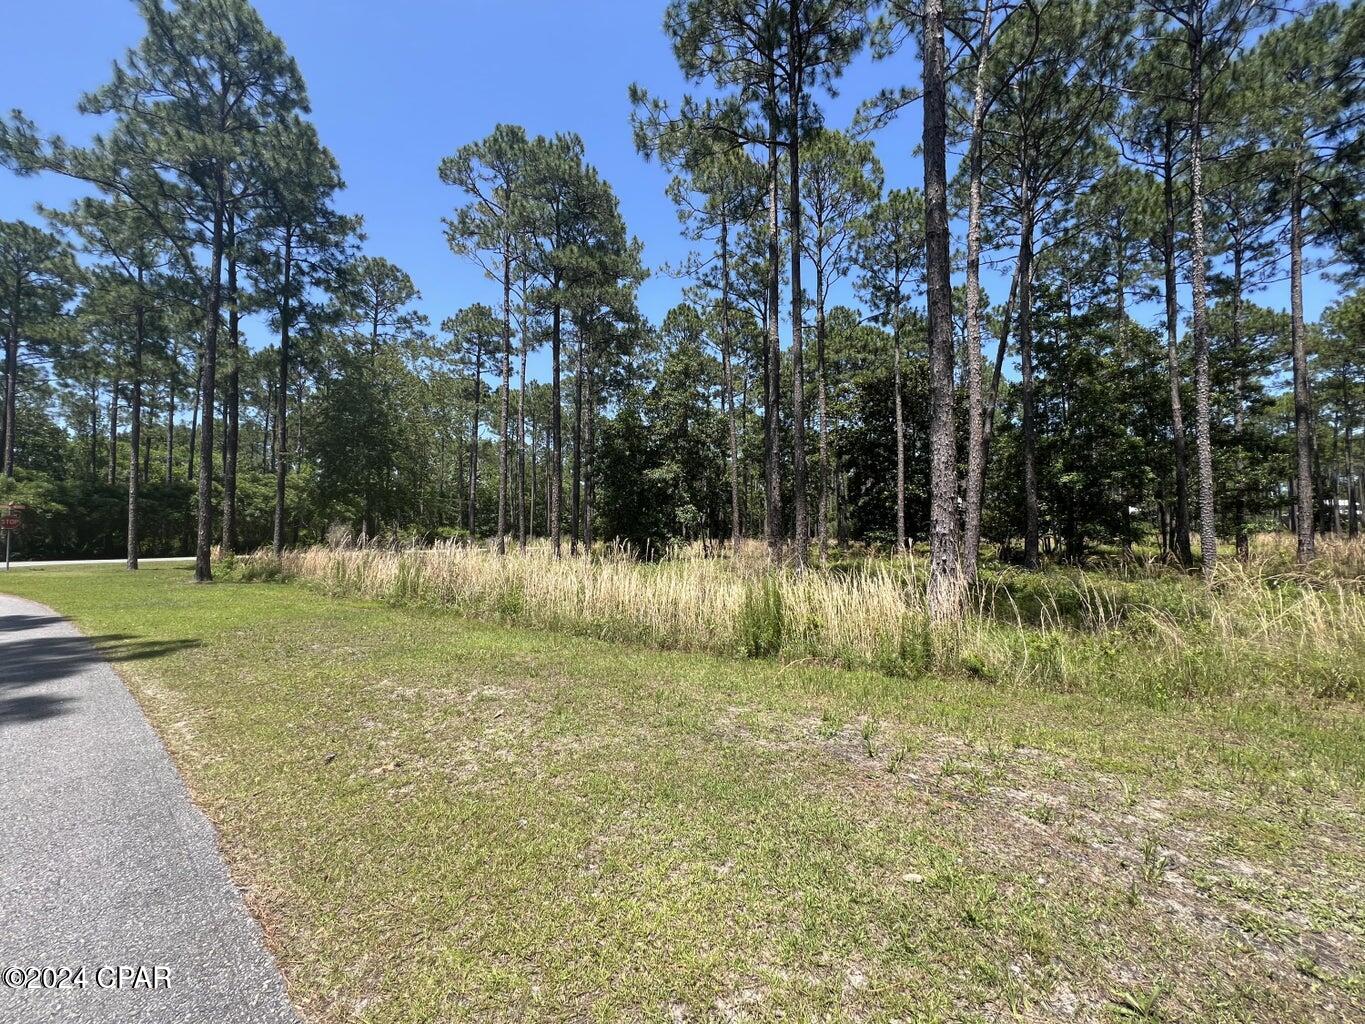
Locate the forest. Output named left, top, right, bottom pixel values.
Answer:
left=0, top=0, right=1362, bottom=602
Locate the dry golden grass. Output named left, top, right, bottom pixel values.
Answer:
left=228, top=532, right=1365, bottom=705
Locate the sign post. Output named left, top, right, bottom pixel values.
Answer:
left=1, top=504, right=24, bottom=570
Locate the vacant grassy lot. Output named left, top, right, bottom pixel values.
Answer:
left=3, top=564, right=1362, bottom=1022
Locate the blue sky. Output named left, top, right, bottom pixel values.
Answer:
left=0, top=1, right=1345, bottom=385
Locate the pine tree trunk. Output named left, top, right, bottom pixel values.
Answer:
left=1330, top=411, right=1341, bottom=536
left=971, top=263, right=1021, bottom=556
left=3, top=278, right=18, bottom=478
left=498, top=252, right=512, bottom=556
left=961, top=0, right=993, bottom=581
left=529, top=407, right=538, bottom=540
left=924, top=0, right=961, bottom=617
left=787, top=4, right=808, bottom=566
left=572, top=327, right=584, bottom=556
left=165, top=349, right=176, bottom=484
left=1188, top=17, right=1218, bottom=583
left=721, top=216, right=742, bottom=553
left=221, top=215, right=240, bottom=556
left=893, top=274, right=906, bottom=553
left=195, top=170, right=226, bottom=583
left=364, top=313, right=378, bottom=539
left=815, top=249, right=830, bottom=564
left=765, top=72, right=784, bottom=561
left=1163, top=120, right=1194, bottom=567
left=107, top=382, right=119, bottom=486
left=1115, top=212, right=1127, bottom=354
left=517, top=284, right=528, bottom=551
left=187, top=351, right=199, bottom=484
left=1232, top=246, right=1249, bottom=564
left=1347, top=406, right=1358, bottom=537
left=740, top=371, right=753, bottom=539
left=1289, top=164, right=1315, bottom=562
left=273, top=234, right=292, bottom=558
left=468, top=344, right=481, bottom=535
left=551, top=288, right=563, bottom=558
left=584, top=347, right=596, bottom=550
left=127, top=290, right=144, bottom=570
left=1018, top=196, right=1040, bottom=570
left=545, top=424, right=554, bottom=539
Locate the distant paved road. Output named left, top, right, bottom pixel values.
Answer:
left=0, top=593, right=300, bottom=1024
left=2, top=557, right=196, bottom=570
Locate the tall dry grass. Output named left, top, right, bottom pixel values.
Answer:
left=232, top=534, right=1365, bottom=704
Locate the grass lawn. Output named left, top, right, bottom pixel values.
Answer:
left=3, top=563, right=1363, bottom=1022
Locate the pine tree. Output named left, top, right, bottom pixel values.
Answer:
left=1119, top=36, right=1196, bottom=565
left=781, top=0, right=870, bottom=564
left=1244, top=1, right=1364, bottom=561
left=45, top=198, right=170, bottom=567
left=3, top=0, right=310, bottom=580
left=800, top=130, right=880, bottom=561
left=644, top=123, right=767, bottom=553
left=0, top=220, right=76, bottom=479
left=249, top=116, right=351, bottom=556
left=643, top=0, right=788, bottom=558
left=855, top=188, right=924, bottom=552
left=957, top=0, right=1006, bottom=581
left=442, top=125, right=536, bottom=555
left=979, top=0, right=1124, bottom=569
left=1142, top=0, right=1274, bottom=580
left=338, top=256, right=428, bottom=536
left=441, top=304, right=501, bottom=535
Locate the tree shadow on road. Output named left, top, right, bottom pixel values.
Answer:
left=0, top=692, right=78, bottom=725
left=0, top=613, right=67, bottom=634
left=0, top=617, right=200, bottom=728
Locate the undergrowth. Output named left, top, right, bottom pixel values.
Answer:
left=228, top=535, right=1365, bottom=705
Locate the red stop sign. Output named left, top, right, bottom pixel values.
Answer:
left=1, top=516, right=19, bottom=531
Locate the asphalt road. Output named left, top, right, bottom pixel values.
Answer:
left=1, top=557, right=196, bottom=571
left=0, top=593, right=300, bottom=1024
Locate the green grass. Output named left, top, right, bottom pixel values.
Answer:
left=4, top=564, right=1363, bottom=1022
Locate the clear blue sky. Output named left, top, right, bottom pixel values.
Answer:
left=0, top=1, right=1342, bottom=385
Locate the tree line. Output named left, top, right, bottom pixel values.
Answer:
left=1, top=0, right=1362, bottom=616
